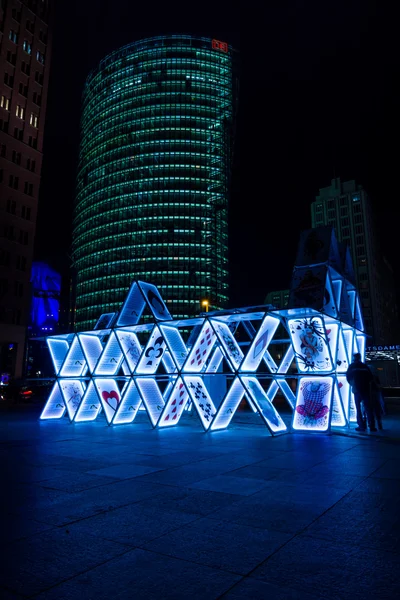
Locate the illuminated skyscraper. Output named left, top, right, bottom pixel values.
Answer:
left=72, top=35, right=238, bottom=331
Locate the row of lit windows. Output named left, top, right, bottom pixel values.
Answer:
left=89, top=51, right=230, bottom=91
left=78, top=149, right=223, bottom=180
left=74, top=239, right=214, bottom=259
left=81, top=129, right=225, bottom=159
left=73, top=213, right=214, bottom=239
left=85, top=161, right=224, bottom=186
left=82, top=77, right=231, bottom=119
left=82, top=98, right=228, bottom=133
left=80, top=137, right=227, bottom=170
left=82, top=88, right=230, bottom=129
left=83, top=114, right=224, bottom=141
left=74, top=187, right=225, bottom=220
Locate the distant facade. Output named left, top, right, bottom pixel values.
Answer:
left=0, top=0, right=52, bottom=377
left=311, top=178, right=399, bottom=344
left=264, top=289, right=289, bottom=309
left=72, top=35, right=239, bottom=331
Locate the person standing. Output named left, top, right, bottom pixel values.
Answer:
left=346, top=353, right=376, bottom=432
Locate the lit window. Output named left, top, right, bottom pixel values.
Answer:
left=0, top=96, right=10, bottom=110
left=23, top=40, right=32, bottom=55
left=16, top=105, right=25, bottom=119
left=30, top=113, right=38, bottom=128
left=352, top=195, right=360, bottom=202
left=36, top=50, right=45, bottom=65
left=9, top=30, right=18, bottom=44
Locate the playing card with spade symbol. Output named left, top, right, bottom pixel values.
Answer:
left=184, top=376, right=216, bottom=430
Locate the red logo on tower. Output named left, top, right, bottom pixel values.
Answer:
left=212, top=39, right=228, bottom=53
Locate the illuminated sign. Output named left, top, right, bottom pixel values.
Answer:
left=212, top=39, right=228, bottom=52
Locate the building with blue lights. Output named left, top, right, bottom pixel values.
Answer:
left=72, top=35, right=239, bottom=331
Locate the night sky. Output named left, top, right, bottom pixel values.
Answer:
left=35, top=0, right=399, bottom=310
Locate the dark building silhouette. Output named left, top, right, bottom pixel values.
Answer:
left=0, top=0, right=52, bottom=378
left=311, top=178, right=399, bottom=344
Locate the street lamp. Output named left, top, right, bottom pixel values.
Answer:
left=202, top=300, right=209, bottom=313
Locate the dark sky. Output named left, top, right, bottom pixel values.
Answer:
left=35, top=0, right=399, bottom=309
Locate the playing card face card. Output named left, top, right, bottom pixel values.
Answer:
left=241, top=315, right=279, bottom=372
left=136, top=326, right=165, bottom=374
left=40, top=381, right=66, bottom=419
left=240, top=376, right=287, bottom=433
left=183, top=322, right=216, bottom=373
left=289, top=316, right=333, bottom=372
left=158, top=377, right=189, bottom=427
left=116, top=281, right=146, bottom=327
left=210, top=377, right=246, bottom=430
left=47, top=338, right=71, bottom=376
left=59, top=379, right=86, bottom=420
left=183, top=375, right=216, bottom=430
left=115, top=330, right=142, bottom=373
left=59, top=336, right=88, bottom=377
left=94, top=331, right=125, bottom=376
left=331, top=381, right=346, bottom=427
left=94, top=378, right=122, bottom=424
left=293, top=376, right=333, bottom=431
left=113, top=380, right=143, bottom=424
left=74, top=380, right=102, bottom=422
left=210, top=319, right=243, bottom=371
left=138, top=281, right=172, bottom=321
left=159, top=324, right=188, bottom=370
left=135, top=377, right=165, bottom=426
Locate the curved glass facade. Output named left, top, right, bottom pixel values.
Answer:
left=73, top=35, right=238, bottom=331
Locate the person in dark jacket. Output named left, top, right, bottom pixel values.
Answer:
left=346, top=353, right=376, bottom=432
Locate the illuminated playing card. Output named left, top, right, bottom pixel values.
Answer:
left=210, top=319, right=243, bottom=371
left=59, top=379, right=86, bottom=421
left=183, top=322, right=216, bottom=373
left=94, top=378, right=123, bottom=424
left=293, top=376, right=333, bottom=431
left=40, top=381, right=66, bottom=420
left=183, top=375, right=217, bottom=430
left=289, top=316, right=333, bottom=372
left=136, top=326, right=165, bottom=374
left=158, top=377, right=189, bottom=427
left=240, top=376, right=287, bottom=433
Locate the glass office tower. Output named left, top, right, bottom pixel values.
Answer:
left=72, top=35, right=238, bottom=331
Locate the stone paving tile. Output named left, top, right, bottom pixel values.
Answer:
left=207, top=482, right=348, bottom=534
left=222, top=576, right=324, bottom=599
left=142, top=517, right=291, bottom=575
left=302, top=488, right=400, bottom=553
left=369, top=458, right=400, bottom=479
left=136, top=487, right=243, bottom=516
left=251, top=534, right=400, bottom=599
left=0, top=588, right=24, bottom=599
left=2, top=513, right=55, bottom=543
left=12, top=480, right=186, bottom=526
left=87, top=464, right=163, bottom=479
left=64, top=501, right=201, bottom=546
left=30, top=470, right=120, bottom=492
left=272, top=468, right=365, bottom=490
left=0, top=528, right=130, bottom=597
left=28, top=548, right=242, bottom=600
left=188, top=474, right=271, bottom=495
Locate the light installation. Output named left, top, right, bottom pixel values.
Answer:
left=72, top=35, right=239, bottom=330
left=41, top=227, right=366, bottom=436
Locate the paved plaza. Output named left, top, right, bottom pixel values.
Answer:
left=1, top=403, right=400, bottom=599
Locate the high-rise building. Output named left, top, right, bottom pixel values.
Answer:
left=311, top=178, right=399, bottom=343
left=0, top=0, right=52, bottom=378
left=72, top=35, right=238, bottom=331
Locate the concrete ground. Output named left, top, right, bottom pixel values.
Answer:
left=1, top=402, right=400, bottom=599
